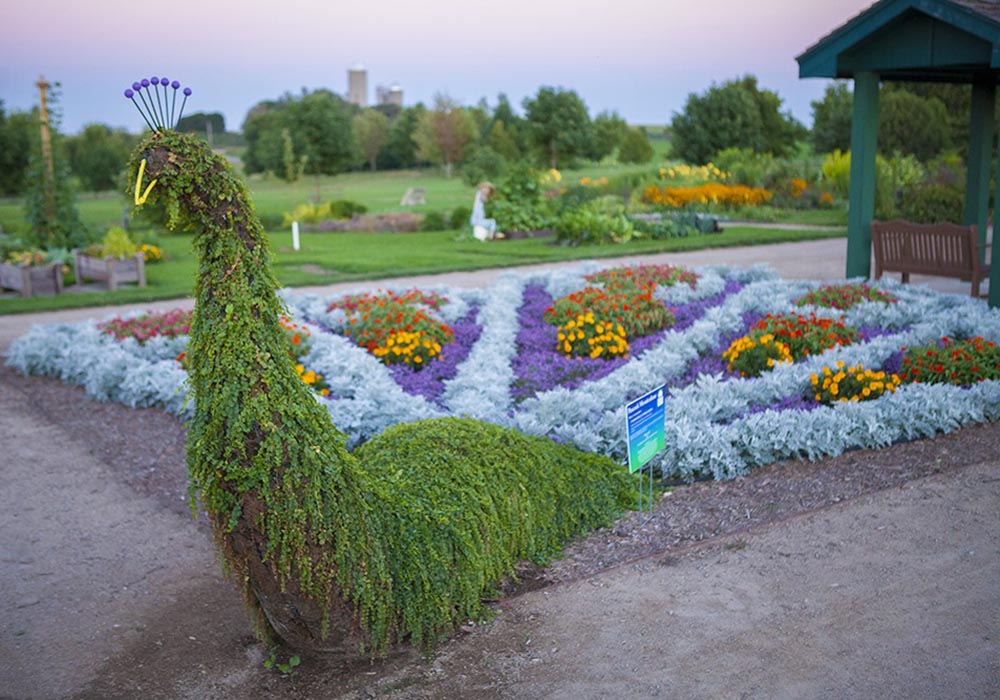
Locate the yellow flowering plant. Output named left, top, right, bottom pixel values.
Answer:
left=329, top=289, right=454, bottom=370
left=557, top=314, right=630, bottom=360
left=810, top=361, right=900, bottom=404
left=279, top=315, right=330, bottom=396
left=139, top=243, right=164, bottom=263
left=371, top=329, right=444, bottom=367
left=642, top=183, right=772, bottom=209
left=722, top=333, right=793, bottom=377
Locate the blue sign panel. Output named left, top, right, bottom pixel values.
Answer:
left=625, top=385, right=666, bottom=474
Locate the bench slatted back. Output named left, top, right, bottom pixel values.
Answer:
left=872, top=220, right=980, bottom=278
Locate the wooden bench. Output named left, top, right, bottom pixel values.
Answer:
left=871, top=219, right=990, bottom=297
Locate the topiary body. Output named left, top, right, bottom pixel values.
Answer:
left=129, top=130, right=634, bottom=657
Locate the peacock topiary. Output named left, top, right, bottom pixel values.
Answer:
left=125, top=82, right=636, bottom=658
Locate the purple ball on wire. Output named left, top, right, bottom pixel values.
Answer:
left=160, top=76, right=168, bottom=84
left=171, top=80, right=180, bottom=89
left=132, top=82, right=141, bottom=90
left=141, top=79, right=150, bottom=88
left=183, top=87, right=192, bottom=96
left=124, top=89, right=134, bottom=98
left=151, top=77, right=160, bottom=86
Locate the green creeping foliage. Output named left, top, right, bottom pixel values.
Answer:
left=128, top=131, right=381, bottom=640
left=355, top=418, right=635, bottom=650
left=128, top=131, right=636, bottom=656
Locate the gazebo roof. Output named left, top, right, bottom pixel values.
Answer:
left=797, top=0, right=1000, bottom=83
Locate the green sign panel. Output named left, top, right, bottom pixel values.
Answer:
left=625, top=385, right=666, bottom=474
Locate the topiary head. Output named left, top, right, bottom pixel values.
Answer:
left=128, top=130, right=248, bottom=234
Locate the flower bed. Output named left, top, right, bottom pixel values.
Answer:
left=8, top=263, right=1000, bottom=482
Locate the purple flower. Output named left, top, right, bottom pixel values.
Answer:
left=511, top=280, right=744, bottom=402
left=382, top=305, right=483, bottom=406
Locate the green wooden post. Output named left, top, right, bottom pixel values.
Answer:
left=846, top=72, right=880, bottom=279
left=991, top=128, right=1000, bottom=308
left=965, top=81, right=995, bottom=264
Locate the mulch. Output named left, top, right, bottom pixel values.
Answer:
left=6, top=363, right=998, bottom=592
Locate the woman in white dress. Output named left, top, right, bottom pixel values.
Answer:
left=470, top=182, right=503, bottom=240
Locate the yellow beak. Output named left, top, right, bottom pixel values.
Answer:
left=134, top=158, right=157, bottom=205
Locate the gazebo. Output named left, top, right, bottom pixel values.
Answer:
left=797, top=0, right=1000, bottom=307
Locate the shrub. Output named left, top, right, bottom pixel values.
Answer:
left=820, top=149, right=851, bottom=198
left=489, top=162, right=555, bottom=233
left=99, top=227, right=139, bottom=259
left=794, top=283, right=897, bottom=310
left=897, top=181, right=964, bottom=223
left=617, top=126, right=654, bottom=164
left=713, top=147, right=774, bottom=187
left=553, top=197, right=635, bottom=245
left=328, top=199, right=368, bottom=220
left=809, top=361, right=900, bottom=404
left=354, top=417, right=636, bottom=650
left=449, top=206, right=472, bottom=230
left=899, top=336, right=1000, bottom=385
left=281, top=200, right=367, bottom=227
left=461, top=146, right=507, bottom=186
left=419, top=211, right=447, bottom=232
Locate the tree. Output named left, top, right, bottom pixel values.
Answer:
left=491, top=93, right=528, bottom=153
left=176, top=111, right=225, bottom=135
left=811, top=83, right=954, bottom=161
left=589, top=111, right=628, bottom=161
left=0, top=102, right=34, bottom=196
left=671, top=75, right=805, bottom=164
left=483, top=120, right=521, bottom=161
left=380, top=104, right=425, bottom=169
left=617, top=126, right=654, bottom=164
left=878, top=89, right=951, bottom=162
left=413, top=94, right=476, bottom=177
left=522, top=87, right=592, bottom=169
left=22, top=84, right=85, bottom=248
left=811, top=82, right=853, bottom=155
left=353, top=109, right=390, bottom=171
left=65, top=123, right=137, bottom=192
left=241, top=90, right=355, bottom=177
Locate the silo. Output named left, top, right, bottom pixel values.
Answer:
left=347, top=64, right=367, bottom=107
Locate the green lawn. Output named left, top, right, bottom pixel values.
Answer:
left=0, top=225, right=845, bottom=315
left=0, top=157, right=851, bottom=314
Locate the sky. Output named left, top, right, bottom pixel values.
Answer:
left=0, top=0, right=875, bottom=135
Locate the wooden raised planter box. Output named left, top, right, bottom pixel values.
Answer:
left=72, top=249, right=146, bottom=291
left=871, top=219, right=990, bottom=297
left=0, top=261, right=64, bottom=297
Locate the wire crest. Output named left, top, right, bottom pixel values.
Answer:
left=123, top=76, right=192, bottom=131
